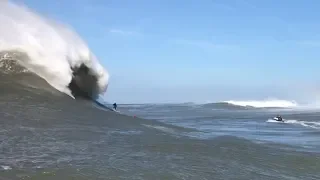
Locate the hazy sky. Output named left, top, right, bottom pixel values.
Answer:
left=14, top=0, right=320, bottom=103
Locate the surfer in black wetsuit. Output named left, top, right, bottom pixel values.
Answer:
left=113, top=103, right=117, bottom=110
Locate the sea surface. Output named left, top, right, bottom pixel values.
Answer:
left=1, top=68, right=320, bottom=180
left=120, top=103, right=320, bottom=152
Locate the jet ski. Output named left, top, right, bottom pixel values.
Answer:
left=273, top=116, right=283, bottom=122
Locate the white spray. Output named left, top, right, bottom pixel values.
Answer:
left=0, top=1, right=109, bottom=98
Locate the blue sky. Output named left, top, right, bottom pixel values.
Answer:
left=14, top=0, right=320, bottom=103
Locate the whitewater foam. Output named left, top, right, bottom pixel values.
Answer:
left=267, top=119, right=320, bottom=130
left=224, top=99, right=298, bottom=108
left=0, top=1, right=109, bottom=98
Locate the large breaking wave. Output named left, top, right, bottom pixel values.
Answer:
left=0, top=1, right=109, bottom=99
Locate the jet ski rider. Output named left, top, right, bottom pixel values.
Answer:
left=276, top=115, right=283, bottom=121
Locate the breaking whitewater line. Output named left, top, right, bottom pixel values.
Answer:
left=223, top=99, right=298, bottom=108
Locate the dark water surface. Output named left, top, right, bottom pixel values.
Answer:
left=0, top=71, right=320, bottom=180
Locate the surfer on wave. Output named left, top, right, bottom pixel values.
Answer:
left=113, top=103, right=117, bottom=111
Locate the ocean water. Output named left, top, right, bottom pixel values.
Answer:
left=2, top=78, right=320, bottom=180
left=1, top=1, right=320, bottom=180
left=120, top=103, right=320, bottom=152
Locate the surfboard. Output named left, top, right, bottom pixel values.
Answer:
left=112, top=108, right=120, bottom=113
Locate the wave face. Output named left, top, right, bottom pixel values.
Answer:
left=0, top=1, right=109, bottom=99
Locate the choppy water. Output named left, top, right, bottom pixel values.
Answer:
left=1, top=70, right=320, bottom=180
left=120, top=104, right=320, bottom=152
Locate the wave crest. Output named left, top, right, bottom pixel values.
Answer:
left=223, top=99, right=298, bottom=108
left=202, top=102, right=255, bottom=110
left=201, top=99, right=298, bottom=110
left=0, top=1, right=109, bottom=99
left=0, top=52, right=29, bottom=74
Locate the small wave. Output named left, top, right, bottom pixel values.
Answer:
left=224, top=99, right=298, bottom=108
left=202, top=102, right=255, bottom=110
left=267, top=119, right=320, bottom=130
left=0, top=1, right=109, bottom=99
